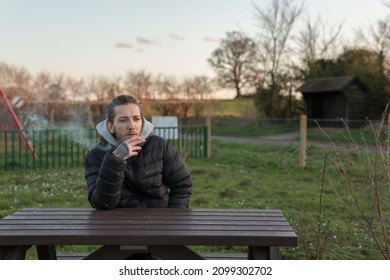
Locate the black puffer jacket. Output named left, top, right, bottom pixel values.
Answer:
left=85, top=134, right=192, bottom=210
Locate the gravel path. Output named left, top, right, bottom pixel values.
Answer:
left=212, top=132, right=301, bottom=146
left=212, top=132, right=382, bottom=151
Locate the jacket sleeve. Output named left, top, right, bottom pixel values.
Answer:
left=162, top=143, right=192, bottom=208
left=84, top=148, right=127, bottom=210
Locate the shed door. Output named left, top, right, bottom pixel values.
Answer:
left=322, top=93, right=346, bottom=118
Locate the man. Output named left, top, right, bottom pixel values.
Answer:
left=84, top=95, right=192, bottom=210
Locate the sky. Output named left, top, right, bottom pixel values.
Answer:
left=1, top=0, right=389, bottom=83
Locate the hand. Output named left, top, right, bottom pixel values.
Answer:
left=122, top=136, right=145, bottom=160
left=112, top=136, right=145, bottom=160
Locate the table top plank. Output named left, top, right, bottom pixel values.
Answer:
left=3, top=208, right=285, bottom=217
left=13, top=207, right=284, bottom=213
left=0, top=219, right=290, bottom=226
left=0, top=208, right=297, bottom=247
left=0, top=230, right=297, bottom=247
left=0, top=224, right=295, bottom=231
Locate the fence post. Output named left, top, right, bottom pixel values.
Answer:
left=299, top=114, right=307, bottom=168
left=206, top=116, right=211, bottom=158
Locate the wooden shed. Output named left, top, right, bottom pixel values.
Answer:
left=298, top=75, right=368, bottom=119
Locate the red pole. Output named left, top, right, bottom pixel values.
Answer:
left=0, top=88, right=38, bottom=158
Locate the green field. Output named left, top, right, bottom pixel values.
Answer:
left=1, top=98, right=389, bottom=259
left=1, top=138, right=388, bottom=260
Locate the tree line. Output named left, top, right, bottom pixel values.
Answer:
left=1, top=0, right=390, bottom=119
left=208, top=0, right=390, bottom=119
left=0, top=64, right=214, bottom=102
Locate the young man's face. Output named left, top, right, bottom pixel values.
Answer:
left=107, top=103, right=143, bottom=141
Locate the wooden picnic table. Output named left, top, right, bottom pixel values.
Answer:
left=0, top=208, right=297, bottom=260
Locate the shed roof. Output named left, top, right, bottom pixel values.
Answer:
left=298, top=75, right=368, bottom=93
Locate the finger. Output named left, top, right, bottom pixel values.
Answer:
left=124, top=136, right=140, bottom=144
left=129, top=138, right=144, bottom=147
left=123, top=145, right=142, bottom=160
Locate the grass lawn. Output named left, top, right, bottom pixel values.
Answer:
left=1, top=139, right=388, bottom=260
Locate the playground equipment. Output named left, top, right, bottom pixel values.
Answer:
left=0, top=88, right=38, bottom=158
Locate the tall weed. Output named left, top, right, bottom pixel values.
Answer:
left=316, top=103, right=390, bottom=259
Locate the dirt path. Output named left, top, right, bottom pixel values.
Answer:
left=212, top=132, right=384, bottom=152
left=212, top=132, right=333, bottom=149
left=212, top=132, right=300, bottom=145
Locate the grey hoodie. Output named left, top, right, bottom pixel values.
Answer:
left=95, top=117, right=154, bottom=147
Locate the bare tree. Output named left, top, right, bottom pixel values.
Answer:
left=45, top=73, right=68, bottom=101
left=150, top=75, right=183, bottom=116
left=352, top=6, right=390, bottom=117
left=124, top=70, right=153, bottom=99
left=105, top=75, right=124, bottom=100
left=355, top=17, right=390, bottom=77
left=85, top=75, right=122, bottom=101
left=296, top=16, right=344, bottom=65
left=31, top=71, right=52, bottom=97
left=181, top=76, right=213, bottom=100
left=207, top=31, right=258, bottom=99
left=66, top=76, right=86, bottom=101
left=85, top=75, right=100, bottom=100
left=0, top=63, right=34, bottom=103
left=153, top=74, right=181, bottom=100
left=0, top=62, right=13, bottom=86
left=293, top=15, right=344, bottom=81
left=11, top=66, right=32, bottom=89
left=252, top=0, right=305, bottom=117
left=254, top=0, right=305, bottom=82
left=0, top=63, right=32, bottom=90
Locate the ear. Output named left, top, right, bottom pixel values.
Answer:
left=107, top=121, right=115, bottom=134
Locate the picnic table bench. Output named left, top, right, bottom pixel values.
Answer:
left=0, top=207, right=297, bottom=260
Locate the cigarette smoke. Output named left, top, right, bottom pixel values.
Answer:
left=22, top=112, right=96, bottom=149
left=23, top=112, right=49, bottom=130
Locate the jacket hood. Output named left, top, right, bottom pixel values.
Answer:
left=96, top=117, right=154, bottom=147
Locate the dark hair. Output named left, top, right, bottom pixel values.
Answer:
left=106, top=95, right=141, bottom=123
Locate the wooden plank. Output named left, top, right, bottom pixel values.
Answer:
left=248, top=246, right=269, bottom=259
left=36, top=245, right=57, bottom=260
left=57, top=252, right=248, bottom=260
left=3, top=215, right=288, bottom=221
left=57, top=251, right=248, bottom=260
left=0, top=208, right=296, bottom=231
left=57, top=252, right=247, bottom=260
left=57, top=252, right=89, bottom=260
left=4, top=212, right=287, bottom=220
left=0, top=245, right=30, bottom=260
left=0, top=229, right=297, bottom=238
left=202, top=253, right=247, bottom=260
left=148, top=245, right=204, bottom=260
left=83, top=245, right=148, bottom=260
left=0, top=224, right=295, bottom=231
left=0, top=211, right=290, bottom=220
left=0, top=208, right=297, bottom=250
left=5, top=208, right=286, bottom=218
left=248, top=246, right=280, bottom=260
left=0, top=230, right=297, bottom=247
left=0, top=219, right=291, bottom=226
left=16, top=207, right=284, bottom=213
